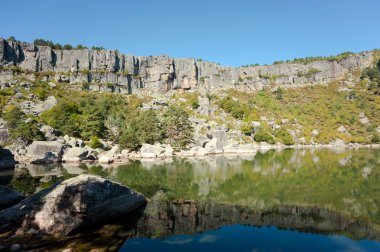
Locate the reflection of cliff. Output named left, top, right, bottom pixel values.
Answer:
left=137, top=193, right=380, bottom=241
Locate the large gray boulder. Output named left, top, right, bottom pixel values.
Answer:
left=0, top=174, right=146, bottom=237
left=26, top=141, right=66, bottom=163
left=0, top=185, right=25, bottom=210
left=62, top=147, right=89, bottom=162
left=140, top=144, right=164, bottom=158
left=0, top=148, right=15, bottom=169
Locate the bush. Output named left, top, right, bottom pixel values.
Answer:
left=240, top=123, right=254, bottom=135
left=35, top=88, right=47, bottom=101
left=274, top=128, right=295, bottom=145
left=219, top=96, right=249, bottom=119
left=89, top=136, right=103, bottom=149
left=254, top=130, right=275, bottom=144
left=372, top=134, right=380, bottom=143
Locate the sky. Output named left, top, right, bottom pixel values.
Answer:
left=2, top=0, right=379, bottom=67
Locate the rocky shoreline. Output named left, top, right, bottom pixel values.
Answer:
left=7, top=141, right=380, bottom=167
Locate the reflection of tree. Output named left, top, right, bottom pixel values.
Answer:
left=108, top=149, right=380, bottom=225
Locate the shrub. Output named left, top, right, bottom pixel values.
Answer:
left=89, top=136, right=103, bottom=149
left=219, top=96, right=249, bottom=119
left=240, top=123, right=254, bottom=135
left=372, top=134, right=380, bottom=143
left=254, top=130, right=275, bottom=144
left=275, top=87, right=283, bottom=100
left=35, top=88, right=47, bottom=101
left=274, top=128, right=295, bottom=145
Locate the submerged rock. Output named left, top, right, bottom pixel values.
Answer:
left=0, top=174, right=146, bottom=237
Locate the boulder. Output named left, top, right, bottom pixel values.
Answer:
left=164, top=144, right=174, bottom=157
left=311, top=129, right=319, bottom=136
left=0, top=174, right=146, bottom=237
left=337, top=125, right=347, bottom=133
left=40, top=125, right=60, bottom=141
left=359, top=112, right=370, bottom=124
left=0, top=148, right=15, bottom=169
left=212, top=130, right=229, bottom=149
left=62, top=147, right=89, bottom=162
left=26, top=141, right=66, bottom=163
left=205, top=138, right=223, bottom=154
left=194, top=134, right=210, bottom=147
left=188, top=146, right=207, bottom=156
left=140, top=144, right=164, bottom=158
left=98, top=155, right=113, bottom=164
left=0, top=185, right=25, bottom=210
left=330, top=138, right=346, bottom=147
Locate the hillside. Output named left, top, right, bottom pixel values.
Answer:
left=0, top=37, right=379, bottom=164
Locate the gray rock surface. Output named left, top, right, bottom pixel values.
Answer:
left=26, top=141, right=66, bottom=163
left=0, top=174, right=146, bottom=237
left=62, top=147, right=89, bottom=162
left=0, top=38, right=373, bottom=94
left=140, top=144, right=164, bottom=158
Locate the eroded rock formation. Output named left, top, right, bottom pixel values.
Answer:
left=0, top=38, right=373, bottom=94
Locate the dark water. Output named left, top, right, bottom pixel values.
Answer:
left=4, top=148, right=380, bottom=251
left=121, top=225, right=380, bottom=252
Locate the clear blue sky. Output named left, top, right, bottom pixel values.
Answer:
left=2, top=0, right=379, bottom=67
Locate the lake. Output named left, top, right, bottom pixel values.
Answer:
left=3, top=148, right=380, bottom=251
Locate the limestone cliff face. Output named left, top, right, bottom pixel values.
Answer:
left=0, top=38, right=373, bottom=94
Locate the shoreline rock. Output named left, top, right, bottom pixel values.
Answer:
left=10, top=142, right=380, bottom=164
left=0, top=174, right=146, bottom=237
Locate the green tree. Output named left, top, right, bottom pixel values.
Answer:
left=162, top=105, right=193, bottom=148
left=3, top=107, right=44, bottom=142
left=136, top=110, right=162, bottom=144
left=119, top=124, right=141, bottom=151
left=41, top=100, right=80, bottom=137
left=63, top=44, right=73, bottom=50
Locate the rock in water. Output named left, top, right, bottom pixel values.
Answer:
left=0, top=185, right=25, bottom=210
left=0, top=148, right=15, bottom=169
left=0, top=174, right=146, bottom=236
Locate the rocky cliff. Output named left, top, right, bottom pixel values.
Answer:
left=0, top=38, right=373, bottom=94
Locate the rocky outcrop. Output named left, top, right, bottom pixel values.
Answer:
left=0, top=185, right=25, bottom=210
left=0, top=38, right=373, bottom=94
left=0, top=174, right=146, bottom=237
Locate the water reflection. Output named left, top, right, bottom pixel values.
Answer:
left=5, top=148, right=380, bottom=249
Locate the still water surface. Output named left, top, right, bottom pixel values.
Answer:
left=4, top=148, right=380, bottom=251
